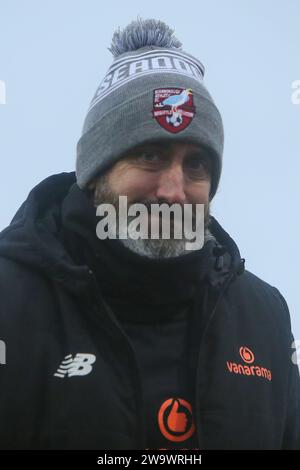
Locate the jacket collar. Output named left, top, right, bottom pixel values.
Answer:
left=0, top=172, right=245, bottom=299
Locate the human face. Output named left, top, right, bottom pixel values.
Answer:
left=106, top=140, right=211, bottom=207
left=90, top=140, right=213, bottom=258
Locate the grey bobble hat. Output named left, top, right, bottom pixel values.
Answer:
left=76, top=18, right=224, bottom=200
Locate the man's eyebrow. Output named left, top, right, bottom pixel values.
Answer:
left=185, top=147, right=210, bottom=158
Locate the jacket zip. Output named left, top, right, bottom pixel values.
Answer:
left=86, top=269, right=147, bottom=449
left=194, top=269, right=237, bottom=448
left=86, top=263, right=241, bottom=450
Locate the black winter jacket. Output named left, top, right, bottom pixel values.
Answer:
left=0, top=172, right=299, bottom=450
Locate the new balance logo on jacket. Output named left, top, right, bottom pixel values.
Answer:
left=54, top=353, right=96, bottom=378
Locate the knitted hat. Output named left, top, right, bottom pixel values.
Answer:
left=76, top=18, right=224, bottom=200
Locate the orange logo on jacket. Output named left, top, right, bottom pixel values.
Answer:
left=226, top=346, right=272, bottom=381
left=158, top=398, right=195, bottom=442
left=145, top=397, right=199, bottom=450
left=239, top=346, right=255, bottom=363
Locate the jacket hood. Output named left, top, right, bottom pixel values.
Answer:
left=0, top=172, right=245, bottom=297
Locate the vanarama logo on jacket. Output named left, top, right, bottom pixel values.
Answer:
left=226, top=346, right=272, bottom=382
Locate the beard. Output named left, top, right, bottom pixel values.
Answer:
left=90, top=173, right=213, bottom=259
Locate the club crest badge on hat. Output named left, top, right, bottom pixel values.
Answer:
left=152, top=87, right=196, bottom=133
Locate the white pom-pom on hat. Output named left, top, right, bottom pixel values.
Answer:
left=108, top=16, right=183, bottom=58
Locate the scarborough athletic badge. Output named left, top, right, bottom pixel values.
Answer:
left=152, top=87, right=196, bottom=133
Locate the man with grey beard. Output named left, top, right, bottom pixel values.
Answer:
left=88, top=141, right=214, bottom=259
left=0, top=18, right=299, bottom=451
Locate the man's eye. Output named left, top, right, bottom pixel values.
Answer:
left=185, top=155, right=211, bottom=179
left=186, top=155, right=206, bottom=170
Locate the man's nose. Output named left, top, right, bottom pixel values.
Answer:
left=155, top=164, right=187, bottom=204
